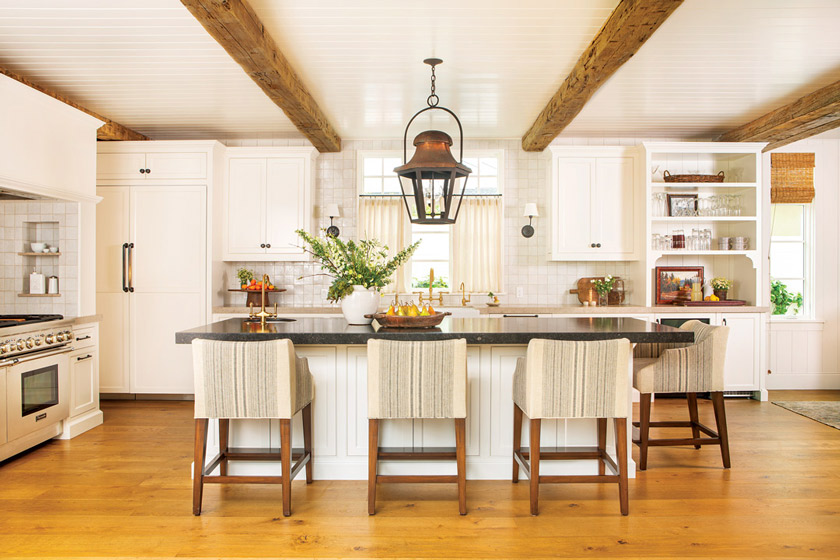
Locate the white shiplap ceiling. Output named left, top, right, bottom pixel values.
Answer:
left=1, top=0, right=839, bottom=142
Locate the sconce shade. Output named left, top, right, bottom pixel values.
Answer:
left=324, top=203, right=340, bottom=218
left=523, top=203, right=539, bottom=218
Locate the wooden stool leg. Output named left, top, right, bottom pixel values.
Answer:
left=614, top=417, right=629, bottom=516
left=687, top=393, right=701, bottom=449
left=529, top=419, right=541, bottom=516
left=193, top=418, right=208, bottom=516
left=512, top=403, right=523, bottom=483
left=455, top=418, right=467, bottom=515
left=711, top=392, right=731, bottom=468
left=597, top=418, right=607, bottom=476
left=302, top=403, right=313, bottom=483
left=280, top=419, right=292, bottom=517
left=638, top=393, right=652, bottom=471
left=368, top=419, right=379, bottom=515
left=218, top=419, right=230, bottom=475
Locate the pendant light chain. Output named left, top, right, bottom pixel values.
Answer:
left=427, top=63, right=439, bottom=107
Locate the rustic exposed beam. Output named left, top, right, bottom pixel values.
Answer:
left=0, top=67, right=149, bottom=141
left=522, top=0, right=683, bottom=152
left=718, top=80, right=840, bottom=152
left=181, top=0, right=341, bottom=153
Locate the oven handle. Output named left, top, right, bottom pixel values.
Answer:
left=122, top=243, right=129, bottom=293
left=0, top=345, right=74, bottom=366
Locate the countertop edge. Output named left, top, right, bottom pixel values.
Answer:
left=213, top=305, right=770, bottom=315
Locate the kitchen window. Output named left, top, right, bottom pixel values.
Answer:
left=769, top=203, right=813, bottom=318
left=358, top=151, right=504, bottom=293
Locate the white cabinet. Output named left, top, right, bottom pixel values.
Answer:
left=549, top=146, right=638, bottom=261
left=96, top=185, right=207, bottom=394
left=97, top=151, right=207, bottom=181
left=224, top=147, right=316, bottom=261
left=69, top=349, right=98, bottom=417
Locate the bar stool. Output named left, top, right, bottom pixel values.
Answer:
left=512, top=338, right=631, bottom=516
left=632, top=320, right=731, bottom=470
left=191, top=339, right=314, bottom=517
left=367, top=338, right=468, bottom=515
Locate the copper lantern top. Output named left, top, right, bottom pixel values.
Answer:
left=394, top=131, right=471, bottom=176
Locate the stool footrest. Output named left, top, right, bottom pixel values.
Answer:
left=377, top=446, right=457, bottom=460
left=377, top=475, right=459, bottom=484
left=515, top=447, right=620, bottom=478
left=540, top=474, right=620, bottom=484
left=634, top=437, right=721, bottom=447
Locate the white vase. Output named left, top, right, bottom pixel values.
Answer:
left=341, top=285, right=380, bottom=325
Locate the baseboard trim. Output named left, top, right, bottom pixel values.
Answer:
left=766, top=373, right=840, bottom=390
left=58, top=409, right=104, bottom=440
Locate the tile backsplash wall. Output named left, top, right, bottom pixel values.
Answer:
left=0, top=200, right=79, bottom=316
left=220, top=137, right=671, bottom=308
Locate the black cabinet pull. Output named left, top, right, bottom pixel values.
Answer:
left=76, top=354, right=93, bottom=362
left=122, top=243, right=129, bottom=292
left=76, top=335, right=91, bottom=341
left=145, top=168, right=151, bottom=174
left=590, top=243, right=596, bottom=248
left=265, top=243, right=271, bottom=248
left=260, top=243, right=266, bottom=248
left=139, top=169, right=145, bottom=174
left=596, top=243, right=602, bottom=248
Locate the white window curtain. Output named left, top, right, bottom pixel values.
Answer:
left=452, top=196, right=503, bottom=293
left=358, top=196, right=412, bottom=292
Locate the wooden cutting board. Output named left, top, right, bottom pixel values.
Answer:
left=569, top=277, right=625, bottom=305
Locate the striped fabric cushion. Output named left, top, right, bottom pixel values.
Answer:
left=367, top=339, right=467, bottom=419
left=192, top=339, right=313, bottom=419
left=513, top=339, right=630, bottom=419
left=633, top=321, right=729, bottom=394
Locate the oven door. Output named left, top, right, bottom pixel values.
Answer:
left=5, top=348, right=70, bottom=442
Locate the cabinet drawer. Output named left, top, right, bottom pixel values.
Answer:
left=73, top=325, right=97, bottom=350
left=145, top=152, right=207, bottom=179
left=97, top=153, right=147, bottom=180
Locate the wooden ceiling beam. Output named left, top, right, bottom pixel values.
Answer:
left=0, top=67, right=149, bottom=141
left=181, top=0, right=341, bottom=153
left=718, top=80, right=840, bottom=152
left=522, top=0, right=683, bottom=152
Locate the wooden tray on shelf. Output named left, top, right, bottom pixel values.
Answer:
left=366, top=311, right=451, bottom=328
left=663, top=170, right=725, bottom=183
left=677, top=299, right=746, bottom=307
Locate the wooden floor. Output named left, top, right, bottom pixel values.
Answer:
left=1, top=393, right=839, bottom=559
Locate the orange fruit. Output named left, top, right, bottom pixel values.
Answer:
left=241, top=284, right=247, bottom=290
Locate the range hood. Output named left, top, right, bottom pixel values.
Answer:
left=0, top=186, right=50, bottom=201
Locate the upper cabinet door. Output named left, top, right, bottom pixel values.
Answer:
left=145, top=152, right=207, bottom=180
left=265, top=157, right=307, bottom=256
left=552, top=159, right=594, bottom=257
left=550, top=147, right=639, bottom=261
left=226, top=158, right=267, bottom=258
left=591, top=157, right=635, bottom=256
left=97, top=153, right=147, bottom=181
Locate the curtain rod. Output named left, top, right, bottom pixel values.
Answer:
left=358, top=193, right=502, bottom=198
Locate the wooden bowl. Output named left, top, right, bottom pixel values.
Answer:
left=365, top=311, right=451, bottom=328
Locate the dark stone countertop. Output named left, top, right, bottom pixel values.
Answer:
left=176, top=316, right=693, bottom=345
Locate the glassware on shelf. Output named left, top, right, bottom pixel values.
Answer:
left=703, top=229, right=712, bottom=251
left=690, top=276, right=703, bottom=302
left=651, top=192, right=667, bottom=217
left=717, top=237, right=731, bottom=250
left=664, top=235, right=673, bottom=250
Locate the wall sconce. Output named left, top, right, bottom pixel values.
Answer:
left=325, top=203, right=341, bottom=237
left=521, top=203, right=538, bottom=238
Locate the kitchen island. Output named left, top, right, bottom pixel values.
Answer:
left=176, top=316, right=692, bottom=480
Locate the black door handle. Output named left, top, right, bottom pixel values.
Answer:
left=76, top=354, right=93, bottom=362
left=122, top=243, right=129, bottom=292
left=128, top=242, right=135, bottom=292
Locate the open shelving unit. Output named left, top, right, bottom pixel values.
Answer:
left=642, top=142, right=766, bottom=306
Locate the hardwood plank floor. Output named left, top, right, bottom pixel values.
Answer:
left=0, top=395, right=838, bottom=559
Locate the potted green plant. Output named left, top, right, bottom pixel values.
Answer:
left=296, top=230, right=419, bottom=324
left=710, top=277, right=733, bottom=300
left=770, top=280, right=803, bottom=316
left=592, top=275, right=617, bottom=306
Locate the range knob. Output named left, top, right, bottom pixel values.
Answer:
left=55, top=333, right=65, bottom=343
left=16, top=340, right=25, bottom=351
left=64, top=330, right=73, bottom=339
left=25, top=337, right=34, bottom=349
left=34, top=337, right=42, bottom=346
left=45, top=333, right=55, bottom=344
left=0, top=341, right=11, bottom=353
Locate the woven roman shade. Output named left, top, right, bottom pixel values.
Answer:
left=771, top=153, right=815, bottom=203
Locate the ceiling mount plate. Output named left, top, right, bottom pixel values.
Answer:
left=423, top=58, right=443, bottom=67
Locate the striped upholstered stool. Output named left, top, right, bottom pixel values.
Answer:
left=367, top=339, right=468, bottom=515
left=191, top=339, right=314, bottom=517
left=512, top=338, right=631, bottom=516
left=633, top=320, right=731, bottom=470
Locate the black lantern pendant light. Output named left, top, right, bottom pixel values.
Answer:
left=394, top=58, right=471, bottom=224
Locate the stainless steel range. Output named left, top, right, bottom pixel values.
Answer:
left=0, top=315, right=74, bottom=462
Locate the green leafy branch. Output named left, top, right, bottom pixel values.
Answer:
left=296, top=229, right=420, bottom=302
left=770, top=280, right=803, bottom=316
